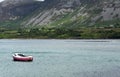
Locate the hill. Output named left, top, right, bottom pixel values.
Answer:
left=0, top=0, right=120, bottom=29
left=0, top=0, right=120, bottom=39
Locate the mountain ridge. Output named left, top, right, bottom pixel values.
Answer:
left=0, top=0, right=120, bottom=29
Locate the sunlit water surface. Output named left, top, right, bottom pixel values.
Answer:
left=0, top=39, right=120, bottom=77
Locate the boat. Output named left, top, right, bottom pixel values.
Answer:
left=13, top=53, right=33, bottom=61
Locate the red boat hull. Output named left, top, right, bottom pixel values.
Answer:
left=13, top=56, right=33, bottom=61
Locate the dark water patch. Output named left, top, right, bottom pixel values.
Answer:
left=107, top=59, right=120, bottom=63
left=65, top=40, right=83, bottom=42
left=83, top=40, right=110, bottom=42
left=65, top=40, right=111, bottom=43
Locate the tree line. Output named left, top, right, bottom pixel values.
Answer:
left=0, top=27, right=120, bottom=39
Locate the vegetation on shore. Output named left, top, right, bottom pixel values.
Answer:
left=0, top=27, right=120, bottom=39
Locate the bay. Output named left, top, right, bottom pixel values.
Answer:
left=0, top=39, right=120, bottom=77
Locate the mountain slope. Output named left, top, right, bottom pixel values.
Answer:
left=0, top=0, right=120, bottom=29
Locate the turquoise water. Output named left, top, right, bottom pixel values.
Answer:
left=0, top=39, right=120, bottom=77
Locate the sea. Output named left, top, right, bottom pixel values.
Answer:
left=0, top=39, right=120, bottom=77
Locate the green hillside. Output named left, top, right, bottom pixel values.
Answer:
left=0, top=0, right=120, bottom=39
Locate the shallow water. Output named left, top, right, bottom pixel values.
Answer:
left=0, top=39, right=120, bottom=77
